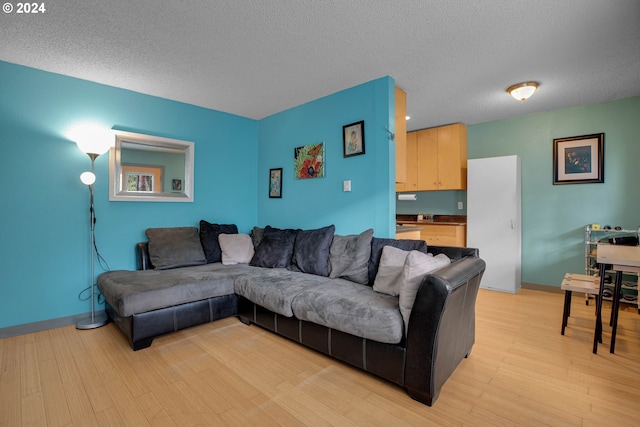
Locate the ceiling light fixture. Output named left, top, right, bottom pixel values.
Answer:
left=507, top=82, right=539, bottom=102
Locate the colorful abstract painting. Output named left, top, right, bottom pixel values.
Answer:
left=294, top=142, right=324, bottom=179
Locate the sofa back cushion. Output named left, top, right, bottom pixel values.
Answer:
left=199, top=220, right=238, bottom=263
left=250, top=226, right=299, bottom=268
left=288, top=225, right=335, bottom=277
left=368, top=237, right=428, bottom=286
left=146, top=227, right=207, bottom=270
left=329, top=228, right=373, bottom=285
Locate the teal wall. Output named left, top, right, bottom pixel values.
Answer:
left=0, top=61, right=259, bottom=328
left=468, top=96, right=640, bottom=287
left=258, top=77, right=397, bottom=237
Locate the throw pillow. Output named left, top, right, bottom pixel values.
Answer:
left=250, top=226, right=265, bottom=249
left=289, top=225, right=336, bottom=277
left=249, top=226, right=299, bottom=268
left=145, top=227, right=207, bottom=270
left=329, top=228, right=374, bottom=284
left=199, top=220, right=238, bottom=263
left=218, top=233, right=255, bottom=265
left=373, top=246, right=410, bottom=296
left=399, top=251, right=451, bottom=334
left=368, top=237, right=428, bottom=286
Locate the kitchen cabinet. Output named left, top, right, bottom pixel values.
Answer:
left=395, top=87, right=407, bottom=183
left=419, top=224, right=466, bottom=247
left=395, top=131, right=417, bottom=192
left=397, top=123, right=467, bottom=192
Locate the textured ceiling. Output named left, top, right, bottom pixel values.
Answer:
left=2, top=0, right=639, bottom=131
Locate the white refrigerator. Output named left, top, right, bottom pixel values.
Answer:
left=467, top=155, right=522, bottom=293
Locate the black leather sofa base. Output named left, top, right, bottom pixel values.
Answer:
left=238, top=297, right=407, bottom=385
left=105, top=294, right=238, bottom=350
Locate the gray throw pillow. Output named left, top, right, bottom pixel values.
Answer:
left=368, top=237, right=428, bottom=286
left=146, top=227, right=207, bottom=270
left=250, top=226, right=265, bottom=249
left=289, top=225, right=336, bottom=277
left=249, top=226, right=299, bottom=268
left=329, top=228, right=373, bottom=284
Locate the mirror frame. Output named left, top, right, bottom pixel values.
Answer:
left=109, top=130, right=195, bottom=202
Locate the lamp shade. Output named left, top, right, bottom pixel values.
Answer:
left=80, top=171, right=96, bottom=185
left=67, top=123, right=113, bottom=156
left=507, top=82, right=539, bottom=101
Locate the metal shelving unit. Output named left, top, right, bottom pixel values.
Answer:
left=585, top=225, right=639, bottom=311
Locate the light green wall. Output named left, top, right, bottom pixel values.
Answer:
left=468, top=96, right=640, bottom=287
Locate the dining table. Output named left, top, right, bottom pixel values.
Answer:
left=593, top=243, right=640, bottom=354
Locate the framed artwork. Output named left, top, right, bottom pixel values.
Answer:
left=122, top=165, right=163, bottom=192
left=343, top=120, right=365, bottom=157
left=171, top=179, right=182, bottom=192
left=269, top=168, right=282, bottom=198
left=553, top=133, right=604, bottom=185
left=294, top=142, right=324, bottom=179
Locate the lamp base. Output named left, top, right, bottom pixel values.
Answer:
left=76, top=312, right=109, bottom=330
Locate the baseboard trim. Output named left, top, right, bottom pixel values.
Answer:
left=521, top=282, right=563, bottom=293
left=0, top=310, right=107, bottom=339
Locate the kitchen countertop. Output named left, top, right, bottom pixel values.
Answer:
left=396, top=214, right=467, bottom=226
left=396, top=225, right=424, bottom=232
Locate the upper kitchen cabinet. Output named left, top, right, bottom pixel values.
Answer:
left=396, top=130, right=417, bottom=192
left=395, top=87, right=407, bottom=184
left=398, top=123, right=467, bottom=192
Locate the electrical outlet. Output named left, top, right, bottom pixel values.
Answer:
left=458, top=201, right=464, bottom=210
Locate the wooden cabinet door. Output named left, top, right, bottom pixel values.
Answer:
left=416, top=128, right=438, bottom=190
left=395, top=87, right=407, bottom=184
left=437, top=124, right=467, bottom=190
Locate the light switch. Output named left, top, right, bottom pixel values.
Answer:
left=458, top=201, right=464, bottom=210
left=343, top=180, right=351, bottom=192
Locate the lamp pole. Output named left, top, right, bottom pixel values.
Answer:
left=77, top=153, right=108, bottom=330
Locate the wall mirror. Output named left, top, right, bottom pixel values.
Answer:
left=109, top=130, right=194, bottom=202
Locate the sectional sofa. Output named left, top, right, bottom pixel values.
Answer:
left=97, top=222, right=485, bottom=406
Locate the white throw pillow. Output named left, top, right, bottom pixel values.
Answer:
left=373, top=245, right=410, bottom=296
left=218, top=233, right=255, bottom=265
left=399, top=251, right=451, bottom=334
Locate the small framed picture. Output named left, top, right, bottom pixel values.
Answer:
left=553, top=133, right=604, bottom=185
left=171, top=179, right=182, bottom=192
left=343, top=120, right=365, bottom=157
left=269, top=168, right=282, bottom=198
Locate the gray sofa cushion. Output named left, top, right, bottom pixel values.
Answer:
left=146, top=227, right=207, bottom=270
left=329, top=228, right=373, bottom=285
left=199, top=221, right=238, bottom=263
left=291, top=278, right=404, bottom=344
left=250, top=226, right=299, bottom=268
left=368, top=237, right=428, bottom=286
left=289, top=225, right=335, bottom=277
left=234, top=268, right=328, bottom=317
left=97, top=263, right=250, bottom=317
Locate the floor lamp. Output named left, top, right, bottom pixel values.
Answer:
left=74, top=127, right=112, bottom=330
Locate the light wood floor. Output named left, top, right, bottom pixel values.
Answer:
left=2, top=288, right=640, bottom=427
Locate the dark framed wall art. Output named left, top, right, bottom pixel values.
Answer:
left=553, top=133, right=604, bottom=185
left=269, top=168, right=282, bottom=198
left=343, top=120, right=365, bottom=157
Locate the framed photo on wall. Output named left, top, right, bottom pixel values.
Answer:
left=553, top=133, right=604, bottom=185
left=269, top=168, right=282, bottom=198
left=343, top=120, right=365, bottom=157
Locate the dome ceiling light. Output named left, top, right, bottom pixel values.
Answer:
left=507, top=82, right=539, bottom=101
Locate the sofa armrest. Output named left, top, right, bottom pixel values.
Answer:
left=137, top=242, right=152, bottom=270
left=403, top=255, right=486, bottom=405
